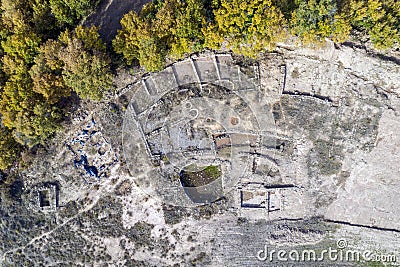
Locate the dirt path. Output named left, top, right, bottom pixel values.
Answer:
left=84, top=0, right=151, bottom=44
left=1, top=171, right=120, bottom=263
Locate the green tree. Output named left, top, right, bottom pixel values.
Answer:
left=1, top=31, right=40, bottom=70
left=154, top=0, right=206, bottom=59
left=113, top=9, right=167, bottom=71
left=347, top=0, right=399, bottom=49
left=290, top=0, right=352, bottom=44
left=384, top=0, right=400, bottom=44
left=59, top=26, right=113, bottom=100
left=30, top=39, right=71, bottom=104
left=0, top=126, right=21, bottom=170
left=272, top=0, right=298, bottom=20
left=204, top=0, right=287, bottom=57
left=113, top=0, right=207, bottom=71
left=0, top=73, right=62, bottom=147
left=1, top=0, right=32, bottom=33
left=49, top=0, right=100, bottom=26
left=13, top=102, right=62, bottom=146
left=0, top=9, right=8, bottom=87
left=32, top=0, right=61, bottom=39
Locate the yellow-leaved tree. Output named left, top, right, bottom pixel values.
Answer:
left=113, top=0, right=206, bottom=71
left=113, top=8, right=167, bottom=72
left=346, top=0, right=399, bottom=49
left=204, top=0, right=287, bottom=57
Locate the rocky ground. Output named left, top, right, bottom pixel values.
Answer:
left=0, top=0, right=399, bottom=266
left=84, top=0, right=151, bottom=44
left=0, top=41, right=398, bottom=266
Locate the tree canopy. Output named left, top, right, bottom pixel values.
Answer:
left=204, top=0, right=287, bottom=57
left=59, top=26, right=113, bottom=100
left=113, top=10, right=167, bottom=72
left=113, top=0, right=207, bottom=71
left=49, top=0, right=100, bottom=26
left=114, top=0, right=400, bottom=71
left=289, top=0, right=351, bottom=44
left=0, top=126, right=22, bottom=170
left=0, top=0, right=104, bottom=170
left=347, top=0, right=399, bottom=49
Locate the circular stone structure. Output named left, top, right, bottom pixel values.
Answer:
left=122, top=54, right=278, bottom=207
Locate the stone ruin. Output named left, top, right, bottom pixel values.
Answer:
left=122, top=54, right=293, bottom=208
left=25, top=183, right=59, bottom=212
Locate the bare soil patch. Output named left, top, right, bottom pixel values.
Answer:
left=84, top=0, right=151, bottom=44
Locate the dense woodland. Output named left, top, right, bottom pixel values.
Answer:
left=114, top=0, right=400, bottom=69
left=0, top=0, right=112, bottom=171
left=0, top=0, right=399, bottom=172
